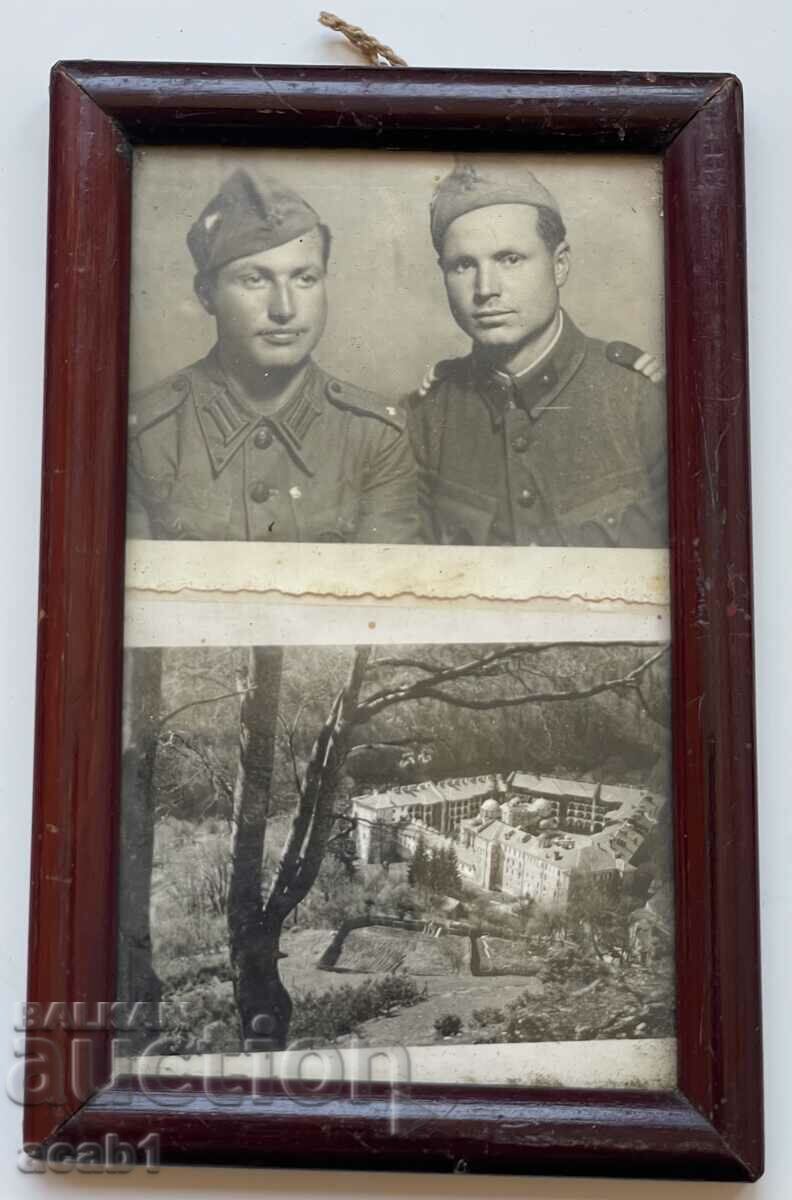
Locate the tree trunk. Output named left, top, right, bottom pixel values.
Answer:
left=227, top=647, right=285, bottom=1047
left=231, top=924, right=292, bottom=1050
left=229, top=647, right=371, bottom=1048
left=117, top=648, right=164, bottom=1050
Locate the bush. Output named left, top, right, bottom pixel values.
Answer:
left=503, top=1006, right=565, bottom=1043
left=540, top=944, right=604, bottom=986
left=290, top=976, right=427, bottom=1044
left=158, top=950, right=229, bottom=993
left=151, top=820, right=232, bottom=963
left=158, top=976, right=239, bottom=1053
left=152, top=905, right=227, bottom=969
left=197, top=835, right=231, bottom=916
left=378, top=878, right=423, bottom=920
left=433, top=1013, right=462, bottom=1038
left=159, top=973, right=429, bottom=1052
left=472, top=1006, right=504, bottom=1028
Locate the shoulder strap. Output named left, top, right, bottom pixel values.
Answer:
left=322, top=374, right=406, bottom=432
left=129, top=372, right=192, bottom=435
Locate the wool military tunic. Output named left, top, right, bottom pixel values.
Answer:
left=127, top=349, right=421, bottom=543
left=407, top=312, right=667, bottom=548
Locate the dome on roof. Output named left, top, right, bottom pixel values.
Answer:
left=480, top=798, right=501, bottom=820
left=522, top=797, right=553, bottom=817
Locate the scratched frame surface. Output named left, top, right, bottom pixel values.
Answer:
left=26, top=62, right=761, bottom=1180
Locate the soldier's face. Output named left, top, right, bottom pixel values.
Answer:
left=202, top=228, right=328, bottom=372
left=440, top=205, right=569, bottom=354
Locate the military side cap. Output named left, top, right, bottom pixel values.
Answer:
left=187, top=169, right=321, bottom=274
left=430, top=162, right=561, bottom=252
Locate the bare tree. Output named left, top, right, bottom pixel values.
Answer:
left=225, top=641, right=668, bottom=1047
left=226, top=648, right=368, bottom=1046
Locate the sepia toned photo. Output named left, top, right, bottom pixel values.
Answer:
left=127, top=147, right=667, bottom=551
left=118, top=144, right=675, bottom=1092
left=118, top=639, right=675, bottom=1089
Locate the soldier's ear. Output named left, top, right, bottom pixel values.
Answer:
left=194, top=272, right=216, bottom=316
left=553, top=241, right=571, bottom=289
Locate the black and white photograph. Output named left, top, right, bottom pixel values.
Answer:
left=126, top=148, right=667, bottom=551
left=118, top=147, right=675, bottom=1088
left=119, top=639, right=675, bottom=1088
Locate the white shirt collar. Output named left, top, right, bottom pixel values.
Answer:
left=494, top=310, right=564, bottom=381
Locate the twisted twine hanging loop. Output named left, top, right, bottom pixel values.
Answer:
left=318, top=11, right=408, bottom=66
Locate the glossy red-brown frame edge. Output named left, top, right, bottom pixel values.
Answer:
left=25, top=62, right=762, bottom=1180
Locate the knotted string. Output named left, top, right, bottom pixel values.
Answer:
left=318, top=11, right=407, bottom=66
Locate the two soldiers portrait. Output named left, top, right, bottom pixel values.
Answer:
left=127, top=160, right=668, bottom=550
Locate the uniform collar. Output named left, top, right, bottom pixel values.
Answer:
left=471, top=310, right=587, bottom=429
left=193, top=347, right=325, bottom=476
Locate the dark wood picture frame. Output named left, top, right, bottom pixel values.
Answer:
left=27, top=61, right=761, bottom=1180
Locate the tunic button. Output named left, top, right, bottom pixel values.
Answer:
left=517, top=487, right=536, bottom=508
left=248, top=481, right=272, bottom=504
left=511, top=433, right=530, bottom=453
left=253, top=427, right=273, bottom=450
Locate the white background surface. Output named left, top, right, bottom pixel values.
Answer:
left=3, top=0, right=790, bottom=1196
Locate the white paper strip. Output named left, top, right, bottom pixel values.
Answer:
left=124, top=594, right=670, bottom=647
left=123, top=1036, right=676, bottom=1090
left=125, top=541, right=669, bottom=606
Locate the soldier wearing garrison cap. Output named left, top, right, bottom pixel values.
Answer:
left=408, top=162, right=668, bottom=548
left=127, top=169, right=420, bottom=543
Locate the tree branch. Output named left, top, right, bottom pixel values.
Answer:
left=158, top=687, right=254, bottom=731
left=277, top=704, right=307, bottom=801
left=157, top=730, right=234, bottom=811
left=356, top=644, right=670, bottom=720
left=264, top=649, right=372, bottom=921
left=358, top=645, right=536, bottom=712
left=366, top=655, right=462, bottom=674
left=264, top=690, right=345, bottom=921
